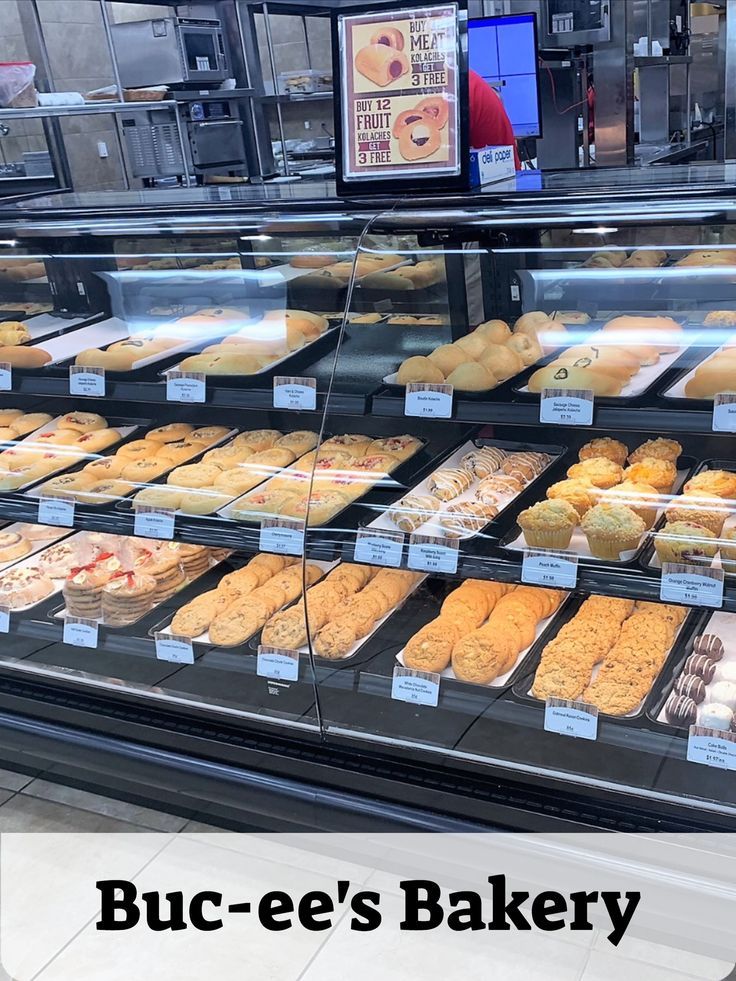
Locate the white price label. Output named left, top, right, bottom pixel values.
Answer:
left=544, top=697, right=598, bottom=740
left=154, top=633, right=194, bottom=665
left=0, top=363, right=11, bottom=392
left=354, top=528, right=404, bottom=568
left=134, top=506, right=175, bottom=540
left=687, top=725, right=736, bottom=770
left=0, top=606, right=9, bottom=633
left=660, top=562, right=724, bottom=608
left=69, top=365, right=105, bottom=397
left=404, top=383, right=453, bottom=419
left=273, top=376, right=317, bottom=411
left=38, top=497, right=75, bottom=528
left=391, top=665, right=440, bottom=707
left=166, top=371, right=206, bottom=403
left=540, top=388, right=594, bottom=426
left=259, top=517, right=304, bottom=556
left=522, top=548, right=578, bottom=588
left=63, top=616, right=98, bottom=649
left=257, top=645, right=299, bottom=682
left=407, top=534, right=458, bottom=574
left=712, top=393, right=736, bottom=432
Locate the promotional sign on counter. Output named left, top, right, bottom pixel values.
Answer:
left=335, top=3, right=467, bottom=193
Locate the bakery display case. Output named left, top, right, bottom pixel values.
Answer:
left=3, top=170, right=736, bottom=832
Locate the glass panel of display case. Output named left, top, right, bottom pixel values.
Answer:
left=0, top=205, right=370, bottom=735
left=308, top=203, right=736, bottom=821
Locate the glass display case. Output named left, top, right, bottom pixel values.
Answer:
left=2, top=169, right=736, bottom=831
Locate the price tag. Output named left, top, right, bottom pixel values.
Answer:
left=257, top=645, right=299, bottom=682
left=273, top=375, right=317, bottom=411
left=134, top=506, right=175, bottom=540
left=354, top=528, right=404, bottom=568
left=0, top=363, right=11, bottom=392
left=166, top=370, right=206, bottom=404
left=522, top=548, right=578, bottom=588
left=404, top=382, right=453, bottom=419
left=154, top=632, right=194, bottom=665
left=712, top=393, right=736, bottom=432
left=259, top=517, right=304, bottom=556
left=660, top=562, right=724, bottom=608
left=391, top=665, right=440, bottom=707
left=38, top=497, right=75, bottom=528
left=540, top=387, right=594, bottom=426
left=544, top=697, right=598, bottom=740
left=0, top=606, right=10, bottom=633
left=69, top=365, right=105, bottom=397
left=63, top=616, right=98, bottom=649
left=407, top=534, right=458, bottom=574
left=687, top=725, right=736, bottom=770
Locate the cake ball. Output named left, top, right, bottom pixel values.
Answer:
left=699, top=702, right=734, bottom=731
left=708, top=682, right=736, bottom=711
left=692, top=634, right=725, bottom=661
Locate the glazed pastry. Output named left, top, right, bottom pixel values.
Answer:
left=476, top=474, right=523, bottom=501
left=0, top=531, right=31, bottom=563
left=427, top=467, right=473, bottom=502
left=366, top=435, right=421, bottom=461
left=388, top=494, right=440, bottom=532
left=501, top=451, right=549, bottom=483
left=440, top=500, right=498, bottom=537
left=460, top=445, right=506, bottom=478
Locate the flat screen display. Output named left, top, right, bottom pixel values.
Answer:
left=468, top=12, right=541, bottom=139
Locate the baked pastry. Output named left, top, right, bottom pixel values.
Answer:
left=440, top=500, right=498, bottom=537
left=683, top=469, right=736, bottom=500
left=517, top=499, right=578, bottom=549
left=580, top=503, right=646, bottom=559
left=396, top=356, right=445, bottom=385
left=654, top=521, right=718, bottom=565
left=427, top=467, right=473, bottom=501
left=627, top=438, right=682, bottom=465
left=319, top=434, right=372, bottom=457
left=101, top=572, right=156, bottom=626
left=704, top=310, right=736, bottom=326
left=0, top=565, right=54, bottom=609
left=545, top=479, right=596, bottom=517
left=551, top=311, right=591, bottom=325
left=474, top=319, right=511, bottom=344
left=501, top=452, right=549, bottom=483
left=567, top=458, right=623, bottom=489
left=603, top=480, right=660, bottom=529
left=578, top=438, right=628, bottom=466
left=622, top=458, right=676, bottom=493
left=664, top=500, right=727, bottom=536
left=527, top=364, right=621, bottom=397
left=0, top=531, right=30, bottom=563
left=460, top=445, right=506, bottom=478
left=274, top=431, right=319, bottom=456
left=506, top=332, right=543, bottom=366
left=476, top=474, right=523, bottom=501
left=585, top=251, right=626, bottom=268
left=477, top=344, right=523, bottom=381
left=445, top=362, right=495, bottom=392
left=388, top=494, right=439, bottom=532
left=366, top=435, right=421, bottom=462
left=428, top=344, right=468, bottom=377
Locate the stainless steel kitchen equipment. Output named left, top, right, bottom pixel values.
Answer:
left=111, top=16, right=230, bottom=88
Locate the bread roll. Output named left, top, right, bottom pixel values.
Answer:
left=477, top=344, right=522, bottom=381
left=507, top=332, right=543, bottom=366
left=455, top=333, right=487, bottom=359
left=360, top=270, right=413, bottom=291
left=445, top=362, right=496, bottom=392
left=396, top=356, right=444, bottom=385
left=474, top=319, right=511, bottom=344
left=0, top=346, right=51, bottom=368
left=355, top=43, right=410, bottom=87
left=515, top=311, right=551, bottom=333
left=601, top=315, right=683, bottom=353
left=527, top=364, right=622, bottom=396
left=554, top=346, right=638, bottom=381
left=178, top=352, right=263, bottom=375
left=684, top=362, right=736, bottom=399
left=428, top=344, right=467, bottom=377
left=291, top=254, right=335, bottom=269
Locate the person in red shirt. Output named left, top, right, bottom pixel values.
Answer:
left=468, top=68, right=521, bottom=169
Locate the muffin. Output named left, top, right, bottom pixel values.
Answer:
left=623, top=457, right=677, bottom=493
left=599, top=480, right=661, bottom=529
left=664, top=499, right=728, bottom=536
left=627, top=438, right=682, bottom=465
left=683, top=469, right=736, bottom=500
left=654, top=520, right=718, bottom=566
left=718, top=527, right=736, bottom=571
left=545, top=478, right=597, bottom=517
left=578, top=438, right=628, bottom=466
left=580, top=503, right=646, bottom=560
left=567, top=457, right=624, bottom=489
left=517, top=499, right=578, bottom=549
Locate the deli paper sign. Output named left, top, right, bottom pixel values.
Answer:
left=339, top=4, right=460, bottom=181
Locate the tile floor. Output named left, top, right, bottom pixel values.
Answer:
left=0, top=765, right=732, bottom=980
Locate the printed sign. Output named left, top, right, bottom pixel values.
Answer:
left=273, top=376, right=317, bottom=411
left=354, top=527, right=404, bottom=567
left=38, top=497, right=75, bottom=528
left=407, top=533, right=458, bottom=574
left=257, top=645, right=300, bottom=682
left=166, top=371, right=206, bottom=404
left=69, top=365, right=105, bottom=397
left=154, top=633, right=195, bottom=665
left=522, top=548, right=578, bottom=588
left=339, top=5, right=461, bottom=182
left=404, top=382, right=453, bottom=418
left=391, top=665, right=440, bottom=706
left=660, top=562, right=724, bottom=608
left=259, top=517, right=304, bottom=556
left=0, top=363, right=11, bottom=392
left=544, top=697, right=598, bottom=740
left=134, top=506, right=175, bottom=541
left=687, top=725, right=736, bottom=770
left=712, top=393, right=736, bottom=433
left=469, top=145, right=516, bottom=187
left=540, top=388, right=594, bottom=426
left=63, top=616, right=98, bottom=649
left=0, top=606, right=9, bottom=633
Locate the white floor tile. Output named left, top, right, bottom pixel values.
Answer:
left=591, top=936, right=734, bottom=980
left=22, top=779, right=188, bottom=832
left=0, top=766, right=34, bottom=791
left=582, top=949, right=723, bottom=981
